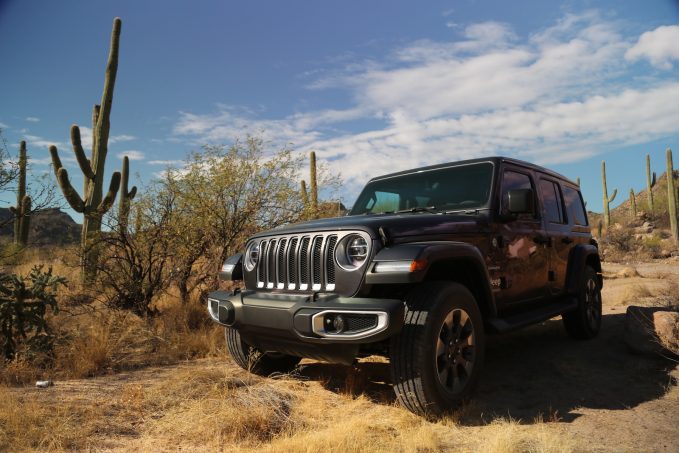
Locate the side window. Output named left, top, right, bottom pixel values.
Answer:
left=563, top=186, right=588, bottom=226
left=539, top=179, right=565, bottom=224
left=368, top=191, right=400, bottom=213
left=501, top=170, right=535, bottom=219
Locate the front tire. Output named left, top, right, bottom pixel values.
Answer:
left=562, top=266, right=602, bottom=340
left=225, top=327, right=301, bottom=375
left=389, top=282, right=485, bottom=416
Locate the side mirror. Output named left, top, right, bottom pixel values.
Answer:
left=219, top=253, right=243, bottom=281
left=507, top=189, right=534, bottom=215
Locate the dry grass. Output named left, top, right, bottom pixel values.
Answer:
left=474, top=418, right=575, bottom=453
left=0, top=358, right=583, bottom=452
left=0, top=386, right=105, bottom=451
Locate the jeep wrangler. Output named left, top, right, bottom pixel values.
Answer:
left=207, top=156, right=602, bottom=416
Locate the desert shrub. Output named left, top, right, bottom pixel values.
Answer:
left=0, top=266, right=66, bottom=360
left=605, top=228, right=635, bottom=252
left=642, top=234, right=663, bottom=257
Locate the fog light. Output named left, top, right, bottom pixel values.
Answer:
left=333, top=314, right=346, bottom=333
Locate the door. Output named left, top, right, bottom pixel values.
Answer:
left=538, top=177, right=571, bottom=295
left=490, top=167, right=551, bottom=309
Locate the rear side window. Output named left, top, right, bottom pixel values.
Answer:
left=539, top=179, right=564, bottom=224
left=563, top=186, right=588, bottom=226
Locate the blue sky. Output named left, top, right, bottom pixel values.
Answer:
left=1, top=0, right=679, bottom=216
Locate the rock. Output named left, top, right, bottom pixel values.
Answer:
left=660, top=250, right=672, bottom=259
left=616, top=267, right=641, bottom=278
left=625, top=306, right=679, bottom=357
left=634, top=225, right=654, bottom=234
left=653, top=311, right=679, bottom=355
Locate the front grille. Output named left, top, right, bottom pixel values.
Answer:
left=255, top=233, right=339, bottom=291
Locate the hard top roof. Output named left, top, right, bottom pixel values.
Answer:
left=367, top=156, right=578, bottom=187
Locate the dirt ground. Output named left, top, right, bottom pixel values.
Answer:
left=5, top=261, right=679, bottom=452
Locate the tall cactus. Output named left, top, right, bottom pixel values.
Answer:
left=118, top=155, right=137, bottom=232
left=576, top=177, right=581, bottom=187
left=667, top=148, right=678, bottom=244
left=629, top=188, right=637, bottom=219
left=309, top=151, right=318, bottom=215
left=49, top=17, right=123, bottom=281
left=646, top=154, right=656, bottom=212
left=601, top=160, right=617, bottom=228
left=10, top=141, right=32, bottom=246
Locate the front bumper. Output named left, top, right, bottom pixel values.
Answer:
left=207, top=290, right=404, bottom=345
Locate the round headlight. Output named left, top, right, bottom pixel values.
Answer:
left=244, top=241, right=260, bottom=271
left=346, top=235, right=368, bottom=267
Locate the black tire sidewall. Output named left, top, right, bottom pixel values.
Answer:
left=422, top=284, right=485, bottom=409
left=391, top=282, right=486, bottom=415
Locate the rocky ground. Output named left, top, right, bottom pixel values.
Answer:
left=3, top=261, right=678, bottom=452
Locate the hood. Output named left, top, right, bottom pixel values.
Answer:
left=251, top=212, right=491, bottom=241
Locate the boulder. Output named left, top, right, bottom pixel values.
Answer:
left=653, top=311, right=679, bottom=355
left=625, top=306, right=679, bottom=357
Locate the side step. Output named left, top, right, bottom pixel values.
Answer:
left=487, top=297, right=578, bottom=334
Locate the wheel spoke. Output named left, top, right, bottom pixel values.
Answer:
left=436, top=338, right=446, bottom=358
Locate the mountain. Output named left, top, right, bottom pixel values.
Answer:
left=0, top=207, right=80, bottom=246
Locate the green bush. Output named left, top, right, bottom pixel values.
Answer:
left=0, top=266, right=66, bottom=360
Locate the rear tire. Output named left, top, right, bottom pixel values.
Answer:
left=389, top=282, right=485, bottom=416
left=562, top=266, right=602, bottom=340
left=225, top=327, right=301, bottom=375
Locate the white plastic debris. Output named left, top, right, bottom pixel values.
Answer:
left=35, top=380, right=52, bottom=388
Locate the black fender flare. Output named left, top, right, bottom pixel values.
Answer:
left=365, top=241, right=496, bottom=317
left=565, top=244, right=602, bottom=294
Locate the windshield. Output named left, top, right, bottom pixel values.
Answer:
left=349, top=162, right=494, bottom=215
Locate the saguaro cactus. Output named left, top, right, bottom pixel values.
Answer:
left=601, top=160, right=617, bottom=228
left=646, top=154, right=656, bottom=212
left=300, top=180, right=309, bottom=206
left=667, top=148, right=678, bottom=244
left=309, top=151, right=318, bottom=214
left=10, top=141, right=32, bottom=246
left=49, top=17, right=123, bottom=281
left=118, top=155, right=137, bottom=232
left=629, top=188, right=637, bottom=219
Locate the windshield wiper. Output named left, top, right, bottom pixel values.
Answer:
left=443, top=208, right=490, bottom=215
left=395, top=206, right=438, bottom=214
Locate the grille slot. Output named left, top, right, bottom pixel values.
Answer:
left=254, top=233, right=344, bottom=292
left=344, top=314, right=378, bottom=333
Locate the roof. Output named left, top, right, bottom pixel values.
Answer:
left=368, top=156, right=578, bottom=186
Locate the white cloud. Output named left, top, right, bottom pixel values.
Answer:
left=625, top=25, right=679, bottom=69
left=117, top=150, right=145, bottom=161
left=171, top=12, right=679, bottom=198
left=0, top=122, right=9, bottom=129
left=23, top=134, right=65, bottom=150
left=148, top=159, right=184, bottom=166
left=25, top=117, right=40, bottom=122
left=76, top=126, right=136, bottom=149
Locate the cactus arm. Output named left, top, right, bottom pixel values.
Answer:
left=9, top=206, right=16, bottom=214
left=70, top=125, right=95, bottom=180
left=97, top=171, right=121, bottom=214
left=56, top=168, right=86, bottom=213
left=609, top=188, right=617, bottom=203
left=127, top=186, right=137, bottom=200
left=48, top=145, right=64, bottom=179
left=651, top=172, right=656, bottom=187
